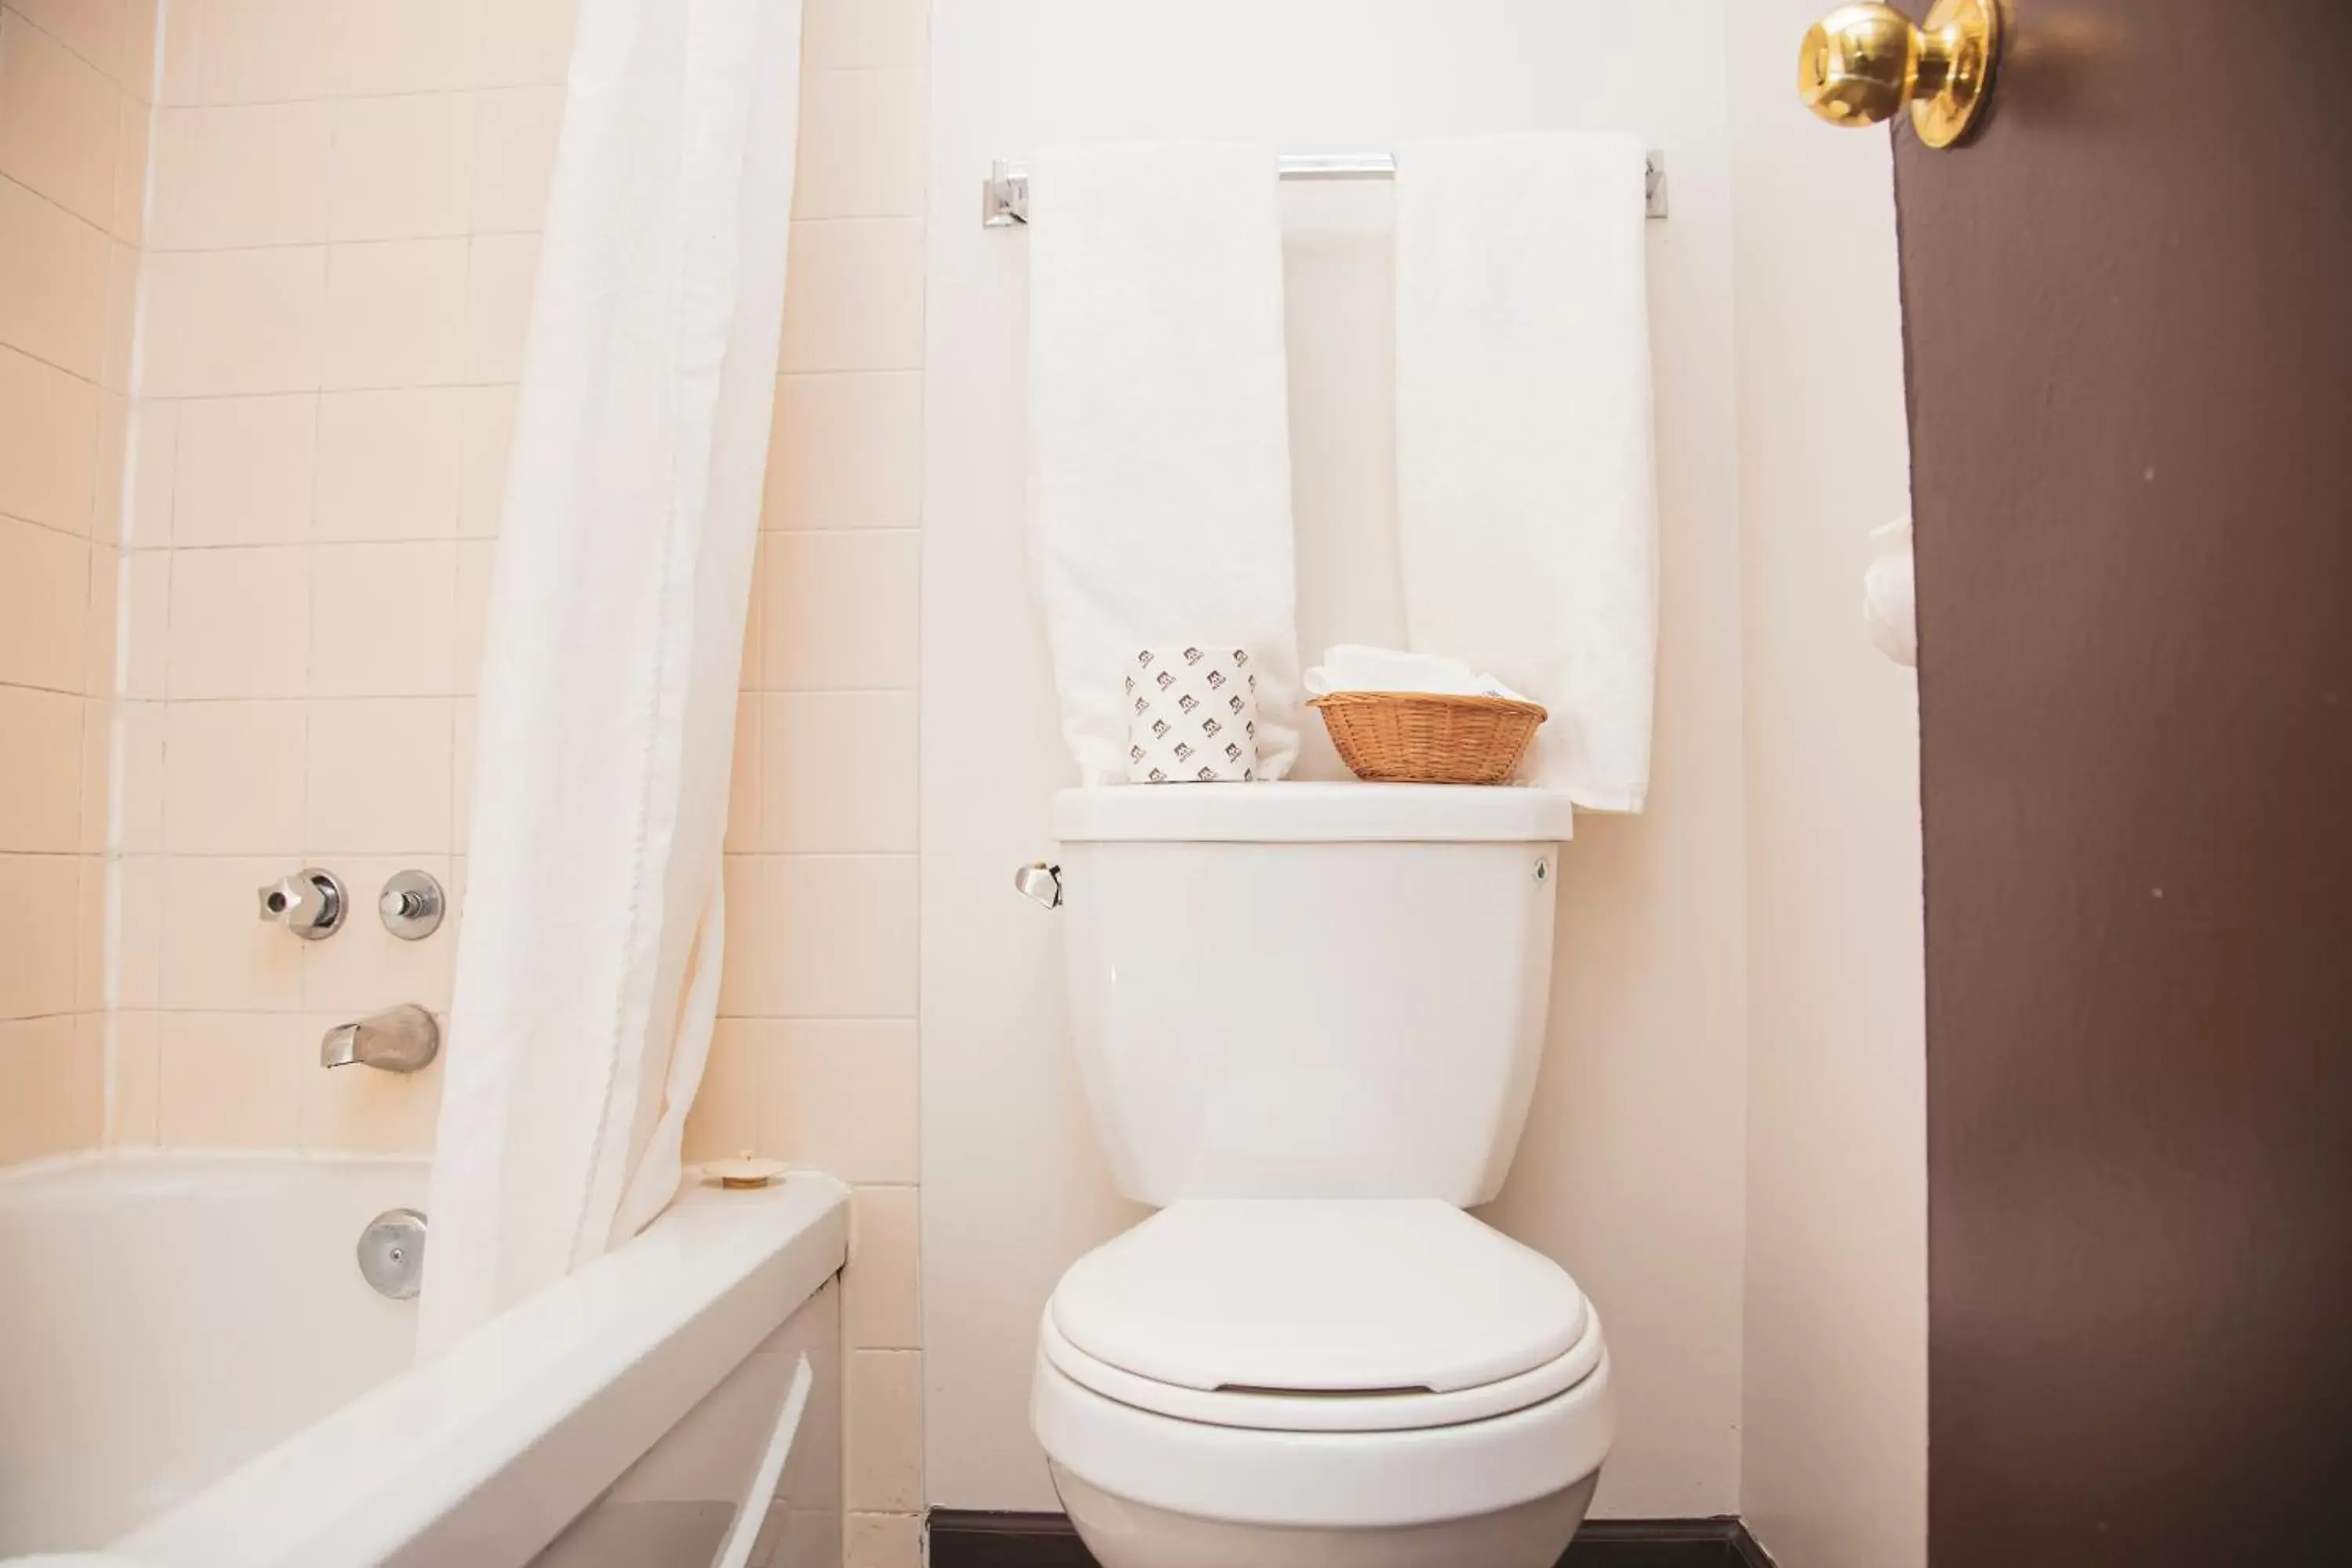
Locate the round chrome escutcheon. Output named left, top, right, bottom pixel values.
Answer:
left=358, top=1207, right=427, bottom=1300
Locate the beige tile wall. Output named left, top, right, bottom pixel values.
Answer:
left=687, top=3, right=931, bottom=1558
left=0, top=0, right=154, bottom=1167
left=112, top=0, right=575, bottom=1154
left=109, top=0, right=929, bottom=1559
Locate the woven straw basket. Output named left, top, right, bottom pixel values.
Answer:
left=1309, top=691, right=1548, bottom=785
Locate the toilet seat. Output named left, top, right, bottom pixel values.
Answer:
left=1032, top=1200, right=1614, bottom=1528
left=1032, top=1351, right=1615, bottom=1531
left=1048, top=1200, right=1591, bottom=1406
left=1040, top=1310, right=1605, bottom=1432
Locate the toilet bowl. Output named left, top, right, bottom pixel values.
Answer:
left=1028, top=783, right=1605, bottom=1561
left=1032, top=1200, right=1614, bottom=1568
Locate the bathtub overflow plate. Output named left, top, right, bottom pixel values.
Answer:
left=358, top=1207, right=427, bottom=1300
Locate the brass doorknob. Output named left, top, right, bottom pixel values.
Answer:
left=1798, top=0, right=2001, bottom=150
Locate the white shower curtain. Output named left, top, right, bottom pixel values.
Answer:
left=419, top=0, right=801, bottom=1354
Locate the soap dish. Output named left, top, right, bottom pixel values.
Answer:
left=706, top=1152, right=788, bottom=1190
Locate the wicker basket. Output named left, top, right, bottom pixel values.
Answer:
left=1309, top=691, right=1548, bottom=785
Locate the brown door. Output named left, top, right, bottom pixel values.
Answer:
left=1898, top=2, right=2352, bottom=1563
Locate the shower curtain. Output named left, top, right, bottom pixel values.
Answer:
left=419, top=0, right=801, bottom=1354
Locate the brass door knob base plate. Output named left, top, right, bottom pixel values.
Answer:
left=1800, top=0, right=2002, bottom=150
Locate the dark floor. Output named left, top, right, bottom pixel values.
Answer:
left=924, top=1511, right=1773, bottom=1567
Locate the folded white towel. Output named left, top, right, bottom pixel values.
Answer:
left=1303, top=643, right=1529, bottom=702
left=1864, top=517, right=1917, bottom=667
left=1027, top=142, right=1302, bottom=784
left=1395, top=134, right=1659, bottom=811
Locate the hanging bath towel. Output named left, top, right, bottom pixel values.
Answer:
left=1026, top=142, right=1305, bottom=783
left=1395, top=133, right=1659, bottom=810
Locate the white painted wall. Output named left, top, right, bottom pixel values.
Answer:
left=920, top=0, right=1748, bottom=1515
left=1726, top=3, right=1926, bottom=1563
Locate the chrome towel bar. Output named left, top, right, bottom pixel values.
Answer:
left=982, top=150, right=1668, bottom=227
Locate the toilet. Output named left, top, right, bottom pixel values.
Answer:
left=1027, top=782, right=1612, bottom=1568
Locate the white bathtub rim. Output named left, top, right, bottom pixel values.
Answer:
left=111, top=1169, right=849, bottom=1568
left=0, top=1145, right=424, bottom=1192
left=0, top=1147, right=116, bottom=1187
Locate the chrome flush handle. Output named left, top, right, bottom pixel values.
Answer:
left=1014, top=862, right=1063, bottom=909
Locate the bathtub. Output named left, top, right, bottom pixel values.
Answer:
left=0, top=1151, right=848, bottom=1566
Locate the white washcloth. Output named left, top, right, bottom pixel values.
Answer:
left=1395, top=134, right=1658, bottom=811
left=1304, top=643, right=1529, bottom=702
left=1027, top=142, right=1302, bottom=783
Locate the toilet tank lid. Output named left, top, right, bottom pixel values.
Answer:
left=1048, top=1200, right=1589, bottom=1396
left=1051, top=782, right=1574, bottom=843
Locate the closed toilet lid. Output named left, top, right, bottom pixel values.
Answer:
left=1048, top=1200, right=1588, bottom=1397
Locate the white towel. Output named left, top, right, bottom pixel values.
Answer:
left=1395, top=134, right=1658, bottom=811
left=1864, top=517, right=1917, bottom=666
left=1027, top=142, right=1302, bottom=784
left=1303, top=644, right=1529, bottom=702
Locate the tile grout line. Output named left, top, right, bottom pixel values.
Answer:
left=0, top=2, right=146, bottom=92
left=141, top=528, right=922, bottom=553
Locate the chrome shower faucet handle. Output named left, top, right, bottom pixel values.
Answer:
left=256, top=868, right=347, bottom=939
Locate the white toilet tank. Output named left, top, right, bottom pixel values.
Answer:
left=1049, top=782, right=1573, bottom=1207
